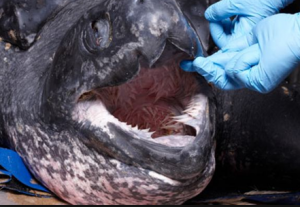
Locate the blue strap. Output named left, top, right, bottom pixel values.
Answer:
left=0, top=148, right=50, bottom=193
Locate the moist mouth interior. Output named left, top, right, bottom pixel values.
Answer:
left=78, top=50, right=205, bottom=141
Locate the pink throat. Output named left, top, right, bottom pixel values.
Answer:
left=86, top=59, right=199, bottom=138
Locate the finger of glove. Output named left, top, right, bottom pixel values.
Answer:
left=193, top=57, right=241, bottom=90
left=222, top=31, right=258, bottom=52
left=180, top=51, right=237, bottom=72
left=210, top=20, right=233, bottom=48
left=205, top=0, right=248, bottom=22
left=225, top=44, right=260, bottom=78
left=180, top=60, right=195, bottom=72
left=207, top=50, right=238, bottom=66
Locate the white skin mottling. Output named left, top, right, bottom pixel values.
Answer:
left=9, top=120, right=215, bottom=205
left=131, top=25, right=140, bottom=37
left=148, top=13, right=169, bottom=37
left=12, top=117, right=216, bottom=204
left=149, top=172, right=182, bottom=186
left=40, top=158, right=62, bottom=171
left=81, top=60, right=96, bottom=73
left=138, top=22, right=145, bottom=31
left=95, top=39, right=144, bottom=80
left=110, top=160, right=123, bottom=170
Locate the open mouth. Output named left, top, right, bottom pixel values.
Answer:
left=94, top=54, right=198, bottom=140
left=70, top=22, right=214, bottom=181
left=74, top=43, right=209, bottom=148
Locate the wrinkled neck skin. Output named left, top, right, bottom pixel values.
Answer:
left=0, top=0, right=216, bottom=205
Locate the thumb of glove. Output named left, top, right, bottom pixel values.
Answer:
left=180, top=58, right=218, bottom=82
left=193, top=57, right=220, bottom=83
left=180, top=60, right=195, bottom=72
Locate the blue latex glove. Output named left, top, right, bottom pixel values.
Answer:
left=223, top=13, right=300, bottom=93
left=181, top=51, right=241, bottom=90
left=205, top=0, right=294, bottom=49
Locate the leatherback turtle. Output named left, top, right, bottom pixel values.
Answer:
left=0, top=0, right=217, bottom=205
left=1, top=0, right=300, bottom=205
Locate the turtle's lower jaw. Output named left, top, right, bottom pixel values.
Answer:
left=72, top=48, right=215, bottom=181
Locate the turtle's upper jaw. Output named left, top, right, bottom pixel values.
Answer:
left=72, top=46, right=214, bottom=181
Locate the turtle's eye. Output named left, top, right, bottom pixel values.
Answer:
left=91, top=13, right=112, bottom=48
left=84, top=13, right=112, bottom=52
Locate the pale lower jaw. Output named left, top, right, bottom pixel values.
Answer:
left=72, top=93, right=207, bottom=148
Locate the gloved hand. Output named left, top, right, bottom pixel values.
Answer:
left=223, top=13, right=300, bottom=93
left=205, top=0, right=294, bottom=49
left=180, top=51, right=241, bottom=90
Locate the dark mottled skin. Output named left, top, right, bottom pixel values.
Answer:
left=41, top=0, right=215, bottom=181
left=0, top=0, right=216, bottom=205
left=0, top=0, right=69, bottom=49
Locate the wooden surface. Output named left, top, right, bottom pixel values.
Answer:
left=0, top=191, right=67, bottom=205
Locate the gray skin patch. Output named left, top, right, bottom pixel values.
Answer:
left=0, top=0, right=216, bottom=205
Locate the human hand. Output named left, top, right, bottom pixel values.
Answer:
left=224, top=13, right=300, bottom=93
left=205, top=0, right=294, bottom=48
left=180, top=51, right=241, bottom=90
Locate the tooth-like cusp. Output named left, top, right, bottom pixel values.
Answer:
left=142, top=128, right=151, bottom=133
left=174, top=114, right=201, bottom=134
left=172, top=95, right=208, bottom=135
left=174, top=114, right=192, bottom=123
left=184, top=102, right=203, bottom=115
left=74, top=100, right=157, bottom=142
